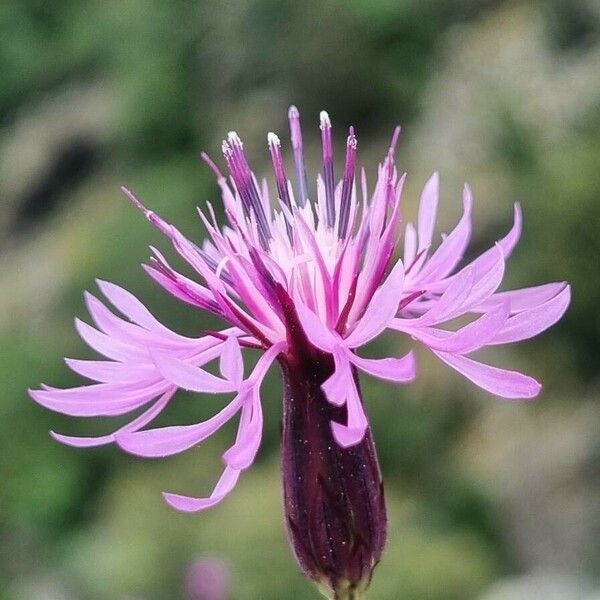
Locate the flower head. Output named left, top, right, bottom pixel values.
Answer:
left=29, top=106, right=569, bottom=597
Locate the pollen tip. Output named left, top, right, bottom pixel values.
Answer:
left=319, top=110, right=331, bottom=128
left=227, top=131, right=242, bottom=146
left=288, top=105, right=299, bottom=118
left=221, top=140, right=232, bottom=155
left=267, top=132, right=280, bottom=146
left=347, top=131, right=358, bottom=150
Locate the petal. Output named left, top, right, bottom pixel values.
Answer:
left=476, top=282, right=568, bottom=313
left=348, top=350, right=416, bottom=383
left=219, top=335, right=244, bottom=385
left=222, top=388, right=262, bottom=470
left=50, top=388, right=175, bottom=448
left=97, top=280, right=193, bottom=340
left=152, top=351, right=236, bottom=394
left=321, top=347, right=353, bottom=406
left=402, top=301, right=510, bottom=354
left=417, top=172, right=439, bottom=252
left=162, top=466, right=241, bottom=513
left=403, top=222, right=417, bottom=267
left=64, top=358, right=156, bottom=384
left=431, top=350, right=541, bottom=399
left=345, top=259, right=405, bottom=348
left=490, top=285, right=571, bottom=345
left=295, top=300, right=338, bottom=352
left=115, top=393, right=245, bottom=457
left=415, top=184, right=472, bottom=282
left=29, top=381, right=166, bottom=416
left=75, top=319, right=148, bottom=362
left=331, top=380, right=368, bottom=448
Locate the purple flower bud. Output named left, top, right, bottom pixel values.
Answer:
left=280, top=351, right=386, bottom=599
left=185, top=557, right=230, bottom=600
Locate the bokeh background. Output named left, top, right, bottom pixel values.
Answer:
left=1, top=1, right=599, bottom=599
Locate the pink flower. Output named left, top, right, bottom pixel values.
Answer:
left=29, top=107, right=569, bottom=596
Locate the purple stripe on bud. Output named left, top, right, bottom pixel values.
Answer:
left=320, top=111, right=336, bottom=228
left=288, top=105, right=308, bottom=207
left=338, top=127, right=357, bottom=239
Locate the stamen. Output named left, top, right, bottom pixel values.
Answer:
left=338, top=126, right=357, bottom=238
left=121, top=186, right=171, bottom=237
left=388, top=125, right=401, bottom=158
left=288, top=105, right=308, bottom=207
left=268, top=132, right=293, bottom=240
left=320, top=111, right=335, bottom=228
left=201, top=151, right=225, bottom=181
left=222, top=134, right=271, bottom=249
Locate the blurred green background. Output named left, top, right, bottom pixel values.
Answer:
left=1, top=1, right=599, bottom=599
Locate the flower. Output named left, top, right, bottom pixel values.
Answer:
left=29, top=106, right=569, bottom=598
left=186, top=557, right=231, bottom=600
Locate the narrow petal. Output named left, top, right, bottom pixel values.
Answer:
left=417, top=172, right=439, bottom=252
left=403, top=222, right=417, bottom=267
left=331, top=380, right=368, bottom=448
left=295, top=301, right=338, bottom=352
left=415, top=185, right=472, bottom=283
left=476, top=281, right=568, bottom=313
left=401, top=301, right=510, bottom=354
left=162, top=466, right=241, bottom=513
left=219, top=335, right=244, bottom=385
left=431, top=350, right=541, bottom=399
left=115, top=393, right=245, bottom=457
left=345, top=259, right=405, bottom=348
left=321, top=347, right=352, bottom=406
left=490, top=285, right=571, bottom=345
left=222, top=388, right=262, bottom=470
left=348, top=350, right=416, bottom=383
left=97, top=280, right=194, bottom=340
left=64, top=358, right=157, bottom=384
left=152, top=351, right=236, bottom=394
left=29, top=381, right=166, bottom=416
left=75, top=319, right=148, bottom=362
left=50, top=388, right=175, bottom=448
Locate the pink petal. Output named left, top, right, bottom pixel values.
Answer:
left=331, top=381, right=368, bottom=448
left=115, top=393, right=245, bottom=457
left=152, top=351, right=236, bottom=394
left=295, top=301, right=338, bottom=352
left=97, top=280, right=193, bottom=340
left=162, top=466, right=241, bottom=513
left=345, top=259, right=405, bottom=347
left=348, top=350, right=416, bottom=383
left=222, top=389, right=262, bottom=470
left=219, top=335, right=243, bottom=385
left=403, top=222, right=417, bottom=267
left=411, top=266, right=474, bottom=326
left=29, top=381, right=166, bottom=416
left=431, top=350, right=541, bottom=399
left=321, top=348, right=352, bottom=406
left=402, top=301, right=510, bottom=354
left=75, top=319, right=148, bottom=362
left=476, top=282, right=568, bottom=313
left=491, top=285, right=571, bottom=345
left=415, top=184, right=472, bottom=282
left=50, top=388, right=175, bottom=448
left=65, top=358, right=157, bottom=384
left=417, top=172, right=439, bottom=252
